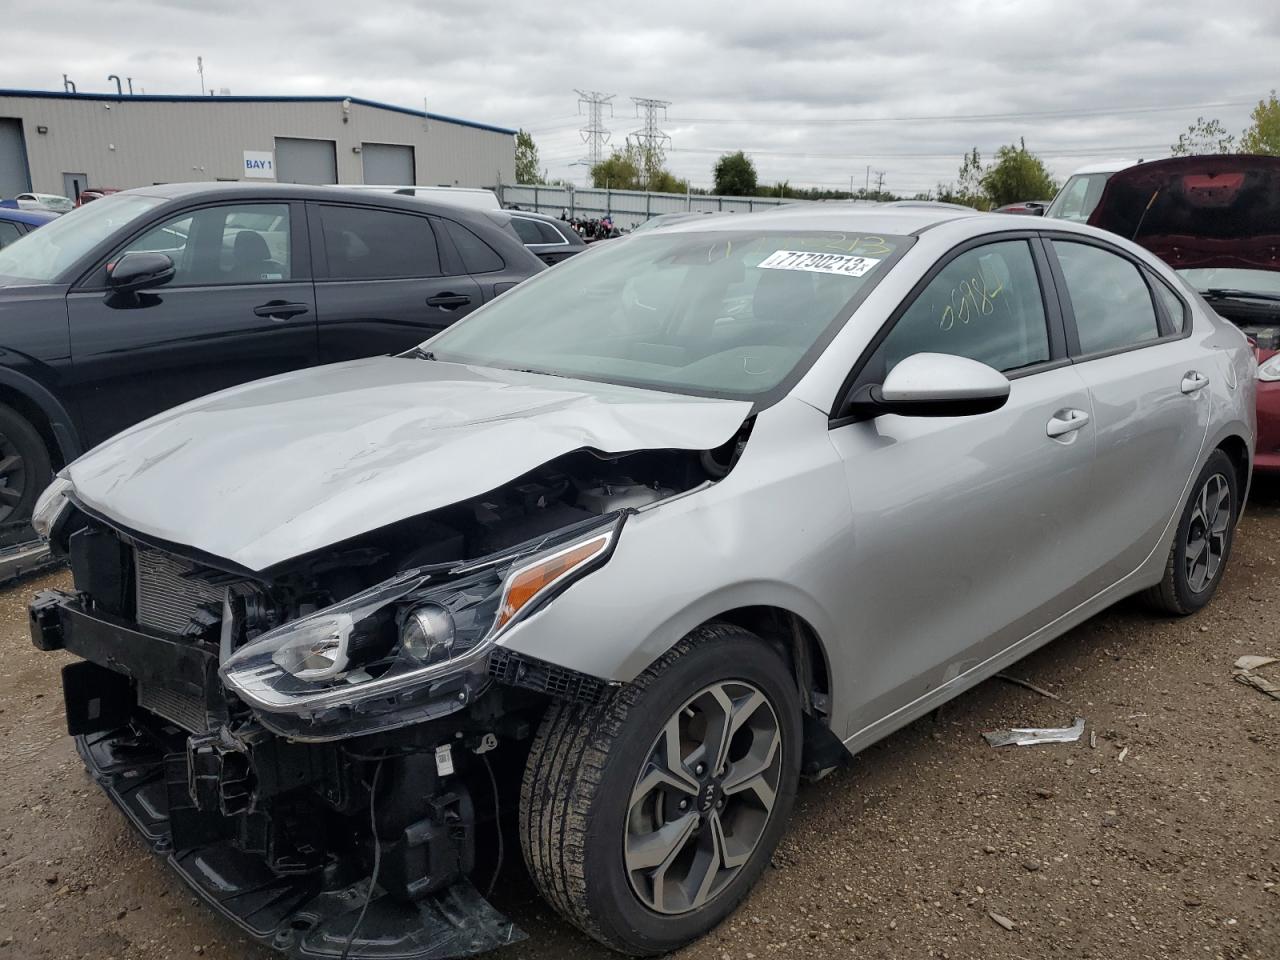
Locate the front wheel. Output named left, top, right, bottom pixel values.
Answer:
left=1144, top=449, right=1238, bottom=615
left=519, top=624, right=802, bottom=956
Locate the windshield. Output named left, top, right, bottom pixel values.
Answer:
left=0, top=193, right=164, bottom=283
left=1046, top=173, right=1113, bottom=222
left=426, top=230, right=910, bottom=399
left=1177, top=267, right=1280, bottom=296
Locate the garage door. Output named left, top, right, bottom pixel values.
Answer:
left=362, top=143, right=415, bottom=185
left=0, top=120, right=31, bottom=197
left=274, top=137, right=337, bottom=184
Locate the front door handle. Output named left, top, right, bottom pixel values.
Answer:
left=253, top=300, right=309, bottom=321
left=1047, top=408, right=1090, bottom=438
left=1180, top=370, right=1210, bottom=394
left=426, top=293, right=473, bottom=310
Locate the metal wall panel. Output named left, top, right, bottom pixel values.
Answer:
left=275, top=136, right=337, bottom=184
left=361, top=142, right=414, bottom=185
left=0, top=94, right=514, bottom=194
left=0, top=118, right=31, bottom=196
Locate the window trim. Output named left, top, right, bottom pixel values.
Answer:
left=74, top=199, right=308, bottom=292
left=828, top=230, right=1068, bottom=426
left=1040, top=231, right=1193, bottom=364
left=309, top=201, right=443, bottom=282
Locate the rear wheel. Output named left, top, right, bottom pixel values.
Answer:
left=1144, top=449, right=1237, bottom=615
left=0, top=402, right=52, bottom=533
left=519, top=624, right=802, bottom=955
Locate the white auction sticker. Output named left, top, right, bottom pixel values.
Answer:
left=758, top=249, right=881, bottom=277
left=434, top=743, right=455, bottom=777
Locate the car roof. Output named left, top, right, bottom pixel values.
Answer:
left=1066, top=159, right=1141, bottom=176
left=0, top=207, right=58, bottom=225
left=652, top=202, right=979, bottom=236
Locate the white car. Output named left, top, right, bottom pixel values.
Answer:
left=1044, top=160, right=1139, bottom=223
left=13, top=192, right=73, bottom=214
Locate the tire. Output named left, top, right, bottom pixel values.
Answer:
left=0, top=402, right=52, bottom=531
left=1143, top=449, right=1238, bottom=615
left=519, top=623, right=802, bottom=956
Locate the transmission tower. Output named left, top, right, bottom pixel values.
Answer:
left=629, top=97, right=672, bottom=184
left=575, top=90, right=615, bottom=170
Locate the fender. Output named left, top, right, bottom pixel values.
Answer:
left=0, top=366, right=82, bottom=464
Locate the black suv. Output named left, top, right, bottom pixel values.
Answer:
left=0, top=183, right=543, bottom=532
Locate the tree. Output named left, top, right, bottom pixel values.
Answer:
left=1170, top=116, right=1236, bottom=156
left=514, top=129, right=544, bottom=185
left=590, top=145, right=644, bottom=190
left=1241, top=90, right=1280, bottom=155
left=713, top=151, right=758, bottom=195
left=981, top=138, right=1058, bottom=207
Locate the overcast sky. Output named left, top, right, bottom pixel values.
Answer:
left=4, top=0, right=1276, bottom=195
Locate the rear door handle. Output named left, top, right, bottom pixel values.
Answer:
left=1047, top=408, right=1090, bottom=438
left=1180, top=370, right=1210, bottom=394
left=426, top=293, right=473, bottom=310
left=253, top=300, right=309, bottom=321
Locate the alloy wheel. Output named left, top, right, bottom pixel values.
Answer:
left=624, top=680, right=782, bottom=915
left=0, top=432, right=27, bottom=523
left=1185, top=472, right=1230, bottom=594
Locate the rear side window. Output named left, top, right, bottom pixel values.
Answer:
left=1053, top=241, right=1159, bottom=354
left=510, top=217, right=543, bottom=245
left=1152, top=277, right=1189, bottom=332
left=319, top=205, right=440, bottom=280
left=442, top=219, right=504, bottom=274
left=874, top=240, right=1050, bottom=375
left=0, top=222, right=23, bottom=248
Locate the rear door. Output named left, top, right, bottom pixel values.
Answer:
left=65, top=200, right=317, bottom=445
left=1045, top=234, right=1211, bottom=590
left=309, top=202, right=482, bottom=362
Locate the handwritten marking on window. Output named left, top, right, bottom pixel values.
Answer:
left=939, top=266, right=1005, bottom=331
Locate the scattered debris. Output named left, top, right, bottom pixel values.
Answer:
left=988, top=911, right=1017, bottom=931
left=1090, top=730, right=1098, bottom=749
left=1232, top=655, right=1280, bottom=702
left=994, top=673, right=1064, bottom=701
left=1117, top=746, right=1130, bottom=763
left=983, top=717, right=1086, bottom=747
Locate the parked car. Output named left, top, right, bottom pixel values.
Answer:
left=75, top=187, right=121, bottom=206
left=503, top=209, right=587, bottom=264
left=0, top=183, right=542, bottom=528
left=994, top=200, right=1051, bottom=215
left=1043, top=159, right=1138, bottom=222
left=1086, top=153, right=1279, bottom=472
left=12, top=192, right=74, bottom=214
left=29, top=205, right=1253, bottom=959
left=0, top=207, right=57, bottom=248
left=630, top=210, right=721, bottom=234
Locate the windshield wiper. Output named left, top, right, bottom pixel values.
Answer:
left=404, top=346, right=437, bottom=360
left=1202, top=288, right=1280, bottom=304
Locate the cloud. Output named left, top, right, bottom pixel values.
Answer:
left=3, top=0, right=1274, bottom=195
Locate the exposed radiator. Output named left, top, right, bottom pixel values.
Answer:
left=138, top=682, right=209, bottom=734
left=134, top=546, right=224, bottom=635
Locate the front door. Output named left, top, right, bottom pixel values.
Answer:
left=827, top=237, right=1097, bottom=738
left=1046, top=236, right=1212, bottom=591
left=309, top=202, right=482, bottom=362
left=65, top=200, right=318, bottom=446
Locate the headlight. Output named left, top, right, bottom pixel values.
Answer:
left=31, top=475, right=73, bottom=541
left=220, top=519, right=619, bottom=717
left=1259, top=353, right=1280, bottom=382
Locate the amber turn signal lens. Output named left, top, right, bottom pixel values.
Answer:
left=496, top=535, right=610, bottom=629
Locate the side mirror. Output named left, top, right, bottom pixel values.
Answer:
left=107, top=252, right=175, bottom=293
left=843, top=352, right=1011, bottom=419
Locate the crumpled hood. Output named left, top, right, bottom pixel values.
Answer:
left=1088, top=155, right=1280, bottom=272
left=67, top=356, right=751, bottom=571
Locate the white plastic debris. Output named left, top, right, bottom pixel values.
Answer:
left=983, top=717, right=1086, bottom=747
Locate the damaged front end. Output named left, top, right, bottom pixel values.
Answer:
left=28, top=439, right=740, bottom=959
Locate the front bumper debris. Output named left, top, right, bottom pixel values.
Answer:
left=31, top=590, right=525, bottom=960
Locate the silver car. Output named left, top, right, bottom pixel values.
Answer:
left=30, top=205, right=1255, bottom=959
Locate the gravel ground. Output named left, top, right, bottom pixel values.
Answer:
left=1, top=479, right=1277, bottom=960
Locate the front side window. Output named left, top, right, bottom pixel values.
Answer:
left=115, top=203, right=291, bottom=286
left=0, top=222, right=23, bottom=249
left=427, top=230, right=909, bottom=399
left=1053, top=240, right=1159, bottom=354
left=319, top=205, right=440, bottom=280
left=874, top=240, right=1050, bottom=376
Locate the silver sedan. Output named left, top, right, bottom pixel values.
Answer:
left=36, top=204, right=1255, bottom=958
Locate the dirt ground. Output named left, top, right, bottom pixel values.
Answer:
left=1, top=481, right=1277, bottom=960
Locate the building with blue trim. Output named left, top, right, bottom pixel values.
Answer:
left=0, top=89, right=516, bottom=200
